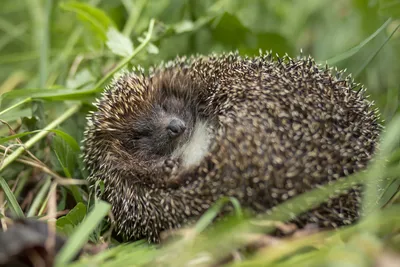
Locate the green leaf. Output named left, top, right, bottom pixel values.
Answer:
left=56, top=202, right=87, bottom=236
left=147, top=42, right=159, bottom=54
left=60, top=1, right=116, bottom=40
left=211, top=12, right=248, bottom=47
left=173, top=20, right=196, bottom=33
left=53, top=134, right=77, bottom=177
left=55, top=201, right=110, bottom=266
left=66, top=202, right=87, bottom=226
left=210, top=12, right=293, bottom=55
left=106, top=27, right=134, bottom=57
left=379, top=0, right=400, bottom=18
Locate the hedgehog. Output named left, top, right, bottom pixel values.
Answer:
left=82, top=52, right=382, bottom=243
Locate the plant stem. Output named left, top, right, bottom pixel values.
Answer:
left=95, top=18, right=155, bottom=89
left=0, top=97, right=31, bottom=117
left=39, top=0, right=52, bottom=87
left=0, top=104, right=81, bottom=172
left=122, top=0, right=147, bottom=36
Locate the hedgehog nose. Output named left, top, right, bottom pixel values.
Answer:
left=167, top=119, right=186, bottom=137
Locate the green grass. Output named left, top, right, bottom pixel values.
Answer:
left=0, top=0, right=400, bottom=266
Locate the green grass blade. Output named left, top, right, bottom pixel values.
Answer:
left=122, top=0, right=147, bottom=36
left=0, top=88, right=98, bottom=102
left=94, top=18, right=155, bottom=89
left=354, top=22, right=400, bottom=77
left=26, top=176, right=51, bottom=217
left=0, top=176, right=24, bottom=218
left=362, top=114, right=400, bottom=217
left=0, top=97, right=31, bottom=116
left=326, top=18, right=391, bottom=65
left=55, top=200, right=111, bottom=266
left=195, top=196, right=242, bottom=234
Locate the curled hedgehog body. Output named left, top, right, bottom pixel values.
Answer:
left=83, top=52, right=381, bottom=242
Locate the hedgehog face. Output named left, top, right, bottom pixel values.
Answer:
left=127, top=94, right=196, bottom=159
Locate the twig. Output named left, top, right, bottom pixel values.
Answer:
left=14, top=158, right=87, bottom=186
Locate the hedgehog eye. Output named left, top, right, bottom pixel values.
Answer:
left=131, top=136, right=141, bottom=141
left=131, top=127, right=152, bottom=140
left=137, top=129, right=152, bottom=137
left=161, top=102, right=169, bottom=112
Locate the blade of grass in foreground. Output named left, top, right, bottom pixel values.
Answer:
left=55, top=200, right=111, bottom=266
left=0, top=176, right=24, bottom=218
left=195, top=196, right=242, bottom=234
left=354, top=22, right=400, bottom=77
left=361, top=114, right=400, bottom=223
left=26, top=176, right=51, bottom=217
left=0, top=97, right=31, bottom=117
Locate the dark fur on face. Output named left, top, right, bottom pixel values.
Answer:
left=125, top=94, right=196, bottom=160
left=83, top=69, right=201, bottom=186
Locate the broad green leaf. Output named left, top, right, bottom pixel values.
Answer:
left=106, top=27, right=134, bottom=57
left=211, top=12, right=248, bottom=47
left=210, top=12, right=293, bottom=55
left=65, top=202, right=87, bottom=226
left=57, top=219, right=76, bottom=236
left=60, top=1, right=116, bottom=40
left=53, top=134, right=77, bottom=178
left=56, top=202, right=87, bottom=236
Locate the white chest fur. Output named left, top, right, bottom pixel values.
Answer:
left=173, top=119, right=212, bottom=168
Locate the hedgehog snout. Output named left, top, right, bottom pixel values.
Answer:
left=167, top=118, right=186, bottom=137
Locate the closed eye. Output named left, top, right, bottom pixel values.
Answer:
left=130, top=128, right=152, bottom=140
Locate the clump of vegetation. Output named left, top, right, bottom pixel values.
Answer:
left=0, top=0, right=399, bottom=266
